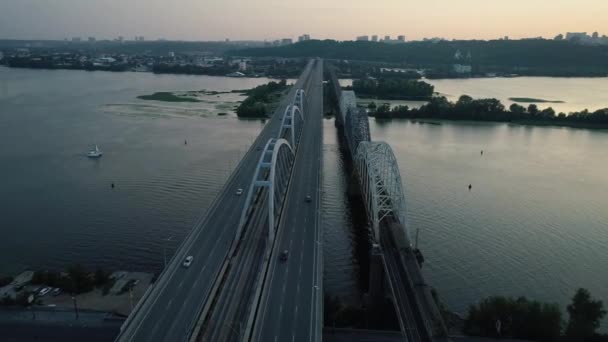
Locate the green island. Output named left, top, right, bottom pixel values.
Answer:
left=137, top=91, right=201, bottom=102
left=510, top=97, right=565, bottom=103
left=236, top=80, right=290, bottom=118
left=368, top=95, right=608, bottom=128
left=348, top=78, right=434, bottom=100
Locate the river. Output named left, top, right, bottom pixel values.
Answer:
left=1, top=67, right=607, bottom=322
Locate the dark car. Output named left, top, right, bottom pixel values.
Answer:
left=280, top=250, right=289, bottom=261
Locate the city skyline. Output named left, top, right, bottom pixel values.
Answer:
left=1, top=0, right=608, bottom=41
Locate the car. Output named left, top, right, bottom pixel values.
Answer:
left=236, top=188, right=243, bottom=196
left=305, top=195, right=312, bottom=202
left=280, top=250, right=289, bottom=261
left=51, top=288, right=62, bottom=296
left=38, top=287, right=51, bottom=297
left=183, top=255, right=194, bottom=267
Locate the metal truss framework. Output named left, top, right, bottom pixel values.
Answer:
left=354, top=141, right=410, bottom=244
left=344, top=107, right=371, bottom=156
left=237, top=138, right=295, bottom=247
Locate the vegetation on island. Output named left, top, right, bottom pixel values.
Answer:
left=236, top=79, right=289, bottom=118
left=349, top=78, right=434, bottom=100
left=369, top=95, right=608, bottom=128
left=509, top=97, right=565, bottom=103
left=464, top=288, right=607, bottom=341
left=137, top=91, right=201, bottom=102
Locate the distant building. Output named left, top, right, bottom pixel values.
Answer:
left=453, top=49, right=472, bottom=74
left=384, top=35, right=390, bottom=41
left=371, top=35, right=378, bottom=42
left=298, top=34, right=310, bottom=42
left=554, top=34, right=564, bottom=40
left=592, top=32, right=599, bottom=39
left=397, top=35, right=406, bottom=42
left=71, top=37, right=81, bottom=42
left=281, top=38, right=293, bottom=45
left=566, top=32, right=587, bottom=41
left=453, top=64, right=472, bottom=74
left=168, top=51, right=175, bottom=57
left=356, top=35, right=369, bottom=41
left=88, top=37, right=96, bottom=42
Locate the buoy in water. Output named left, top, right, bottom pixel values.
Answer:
left=468, top=184, right=472, bottom=190
left=111, top=183, right=115, bottom=189
left=184, top=140, right=187, bottom=145
left=481, top=150, right=484, bottom=155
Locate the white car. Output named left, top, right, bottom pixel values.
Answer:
left=183, top=255, right=194, bottom=268
left=38, top=287, right=51, bottom=297
left=236, top=188, right=243, bottom=196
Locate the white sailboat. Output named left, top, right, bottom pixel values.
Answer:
left=87, top=145, right=103, bottom=158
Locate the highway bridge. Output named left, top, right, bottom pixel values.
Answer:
left=115, top=59, right=323, bottom=342
left=116, top=60, right=445, bottom=342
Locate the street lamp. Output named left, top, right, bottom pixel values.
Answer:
left=163, top=236, right=174, bottom=269
left=71, top=296, right=79, bottom=320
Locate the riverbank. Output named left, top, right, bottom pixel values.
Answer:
left=0, top=270, right=153, bottom=317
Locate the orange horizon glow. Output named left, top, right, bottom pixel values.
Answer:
left=1, top=0, right=607, bottom=41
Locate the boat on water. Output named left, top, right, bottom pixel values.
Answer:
left=87, top=145, right=103, bottom=158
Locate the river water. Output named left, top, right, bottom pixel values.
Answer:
left=1, top=67, right=607, bottom=321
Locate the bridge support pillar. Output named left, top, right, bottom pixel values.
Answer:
left=368, top=243, right=384, bottom=305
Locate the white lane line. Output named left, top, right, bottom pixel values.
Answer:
left=177, top=280, right=184, bottom=289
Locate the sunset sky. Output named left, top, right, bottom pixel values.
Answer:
left=1, top=0, right=607, bottom=41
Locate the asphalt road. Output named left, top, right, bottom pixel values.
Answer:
left=200, top=61, right=319, bottom=341
left=253, top=59, right=324, bottom=342
left=115, top=61, right=315, bottom=342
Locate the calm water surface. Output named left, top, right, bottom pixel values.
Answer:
left=1, top=67, right=607, bottom=322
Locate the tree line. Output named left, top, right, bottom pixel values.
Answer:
left=369, top=95, right=608, bottom=126
left=236, top=80, right=289, bottom=118
left=230, top=39, right=608, bottom=77
left=350, top=78, right=434, bottom=100
left=464, top=288, right=607, bottom=341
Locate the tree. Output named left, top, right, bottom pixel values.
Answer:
left=528, top=104, right=539, bottom=117
left=566, top=288, right=606, bottom=339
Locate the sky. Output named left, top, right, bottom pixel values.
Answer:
left=1, top=0, right=607, bottom=41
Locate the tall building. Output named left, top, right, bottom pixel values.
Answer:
left=281, top=38, right=293, bottom=45
left=371, top=35, right=378, bottom=42
left=397, top=35, right=406, bottom=42
left=384, top=35, right=390, bottom=41
left=356, top=35, right=369, bottom=41
left=298, top=34, right=311, bottom=42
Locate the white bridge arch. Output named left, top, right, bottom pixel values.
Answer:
left=236, top=138, right=295, bottom=247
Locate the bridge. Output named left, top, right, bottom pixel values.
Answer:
left=116, top=60, right=445, bottom=342
left=115, top=59, right=323, bottom=342
left=328, top=65, right=449, bottom=341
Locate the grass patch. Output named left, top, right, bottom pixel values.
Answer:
left=137, top=92, right=201, bottom=102
left=509, top=97, right=564, bottom=103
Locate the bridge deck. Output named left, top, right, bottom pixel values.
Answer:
left=252, top=59, right=324, bottom=342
